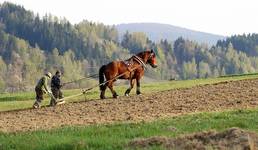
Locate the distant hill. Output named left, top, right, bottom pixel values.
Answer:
left=116, top=23, right=225, bottom=45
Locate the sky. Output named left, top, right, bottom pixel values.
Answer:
left=0, top=0, right=258, bottom=36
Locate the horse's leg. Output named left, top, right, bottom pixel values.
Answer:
left=100, top=84, right=107, bottom=99
left=125, top=79, right=135, bottom=96
left=99, top=65, right=107, bottom=99
left=136, top=78, right=141, bottom=95
left=107, top=81, right=118, bottom=98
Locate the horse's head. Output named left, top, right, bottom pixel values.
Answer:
left=146, top=49, right=158, bottom=68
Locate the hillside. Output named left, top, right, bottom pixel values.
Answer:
left=116, top=23, right=225, bottom=45
left=1, top=2, right=258, bottom=92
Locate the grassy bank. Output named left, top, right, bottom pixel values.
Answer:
left=0, top=108, right=258, bottom=150
left=1, top=73, right=258, bottom=111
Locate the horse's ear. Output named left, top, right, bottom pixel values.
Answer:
left=150, top=49, right=154, bottom=53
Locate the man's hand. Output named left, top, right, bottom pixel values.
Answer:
left=43, top=89, right=47, bottom=94
left=82, top=90, right=86, bottom=94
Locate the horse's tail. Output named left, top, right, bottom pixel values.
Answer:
left=99, top=65, right=106, bottom=91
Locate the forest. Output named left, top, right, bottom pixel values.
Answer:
left=1, top=2, right=258, bottom=92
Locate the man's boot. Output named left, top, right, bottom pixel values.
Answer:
left=56, top=99, right=65, bottom=105
left=33, top=101, right=41, bottom=109
left=49, top=98, right=56, bottom=106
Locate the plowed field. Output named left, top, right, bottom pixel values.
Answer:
left=1, top=78, right=258, bottom=132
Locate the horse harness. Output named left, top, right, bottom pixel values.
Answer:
left=132, top=55, right=147, bottom=69
left=123, top=52, right=155, bottom=80
left=124, top=55, right=146, bottom=70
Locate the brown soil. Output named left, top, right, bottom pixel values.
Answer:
left=129, top=127, right=258, bottom=150
left=1, top=78, right=258, bottom=132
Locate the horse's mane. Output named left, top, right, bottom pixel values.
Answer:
left=136, top=50, right=150, bottom=56
left=136, top=50, right=155, bottom=59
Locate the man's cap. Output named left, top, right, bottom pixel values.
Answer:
left=56, top=70, right=61, bottom=75
left=46, top=72, right=52, bottom=78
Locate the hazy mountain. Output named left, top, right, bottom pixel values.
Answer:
left=116, top=23, right=225, bottom=45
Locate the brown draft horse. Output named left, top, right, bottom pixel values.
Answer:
left=99, top=49, right=157, bottom=99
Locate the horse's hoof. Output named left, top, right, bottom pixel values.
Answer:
left=136, top=91, right=142, bottom=95
left=125, top=93, right=129, bottom=96
left=113, top=94, right=119, bottom=98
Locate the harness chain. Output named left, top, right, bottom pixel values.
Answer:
left=62, top=74, right=99, bottom=86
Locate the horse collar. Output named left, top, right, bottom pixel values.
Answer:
left=133, top=55, right=147, bottom=69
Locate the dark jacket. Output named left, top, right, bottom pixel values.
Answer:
left=51, top=75, right=62, bottom=89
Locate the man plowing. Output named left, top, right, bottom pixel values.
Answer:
left=33, top=72, right=52, bottom=108
left=50, top=70, right=65, bottom=106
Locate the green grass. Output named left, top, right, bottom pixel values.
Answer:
left=1, top=73, right=258, bottom=111
left=0, top=108, right=258, bottom=150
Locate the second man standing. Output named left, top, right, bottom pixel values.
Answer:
left=50, top=70, right=65, bottom=106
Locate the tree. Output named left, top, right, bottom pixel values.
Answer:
left=198, top=61, right=211, bottom=78
left=121, top=32, right=148, bottom=54
left=182, top=59, right=197, bottom=79
left=0, top=56, right=7, bottom=92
